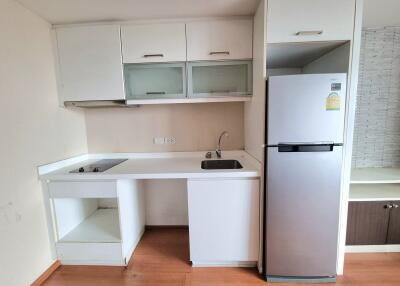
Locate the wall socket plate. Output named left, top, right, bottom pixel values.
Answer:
left=153, top=137, right=165, bottom=144
left=164, top=137, right=176, bottom=144
left=153, top=137, right=176, bottom=145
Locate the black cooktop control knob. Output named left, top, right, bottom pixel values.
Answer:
left=78, top=167, right=84, bottom=173
left=93, top=167, right=100, bottom=172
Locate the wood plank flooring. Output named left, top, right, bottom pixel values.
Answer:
left=43, top=228, right=400, bottom=286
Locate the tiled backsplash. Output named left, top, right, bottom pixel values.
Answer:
left=352, top=27, right=400, bottom=168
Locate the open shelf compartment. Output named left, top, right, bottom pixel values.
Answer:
left=351, top=168, right=400, bottom=184
left=53, top=198, right=121, bottom=243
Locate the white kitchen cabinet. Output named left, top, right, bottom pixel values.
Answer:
left=49, top=180, right=145, bottom=266
left=187, top=178, right=259, bottom=265
left=124, top=63, right=186, bottom=99
left=56, top=25, right=125, bottom=102
left=266, top=0, right=356, bottom=43
left=187, top=60, right=252, bottom=98
left=186, top=19, right=253, bottom=61
left=121, top=23, right=186, bottom=63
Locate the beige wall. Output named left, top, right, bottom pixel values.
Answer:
left=85, top=102, right=244, bottom=153
left=0, top=1, right=88, bottom=285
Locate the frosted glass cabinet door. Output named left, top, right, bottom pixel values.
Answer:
left=188, top=61, right=252, bottom=97
left=124, top=63, right=186, bottom=99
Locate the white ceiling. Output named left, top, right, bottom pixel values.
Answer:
left=363, top=0, right=400, bottom=28
left=15, top=0, right=260, bottom=25
left=15, top=0, right=400, bottom=28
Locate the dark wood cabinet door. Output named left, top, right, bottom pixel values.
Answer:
left=346, top=201, right=391, bottom=245
left=387, top=201, right=400, bottom=244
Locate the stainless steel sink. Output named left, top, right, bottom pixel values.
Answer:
left=201, top=160, right=243, bottom=170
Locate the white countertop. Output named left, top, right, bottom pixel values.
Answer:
left=39, top=151, right=261, bottom=181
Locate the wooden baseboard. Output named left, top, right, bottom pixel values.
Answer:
left=31, top=260, right=61, bottom=286
left=145, top=225, right=189, bottom=230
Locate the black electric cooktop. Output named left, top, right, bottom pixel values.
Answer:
left=70, top=159, right=128, bottom=173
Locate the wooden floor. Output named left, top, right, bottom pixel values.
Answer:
left=44, top=228, right=400, bottom=286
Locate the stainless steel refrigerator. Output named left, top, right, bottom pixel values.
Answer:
left=264, top=73, right=347, bottom=283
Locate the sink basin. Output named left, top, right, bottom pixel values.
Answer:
left=201, top=160, right=243, bottom=170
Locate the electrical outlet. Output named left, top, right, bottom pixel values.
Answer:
left=164, top=137, right=176, bottom=144
left=153, top=137, right=165, bottom=144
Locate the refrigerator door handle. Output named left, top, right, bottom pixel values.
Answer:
left=277, top=142, right=339, bottom=153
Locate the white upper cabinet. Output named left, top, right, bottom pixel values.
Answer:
left=266, top=0, right=356, bottom=43
left=186, top=19, right=253, bottom=61
left=56, top=25, right=125, bottom=102
left=121, top=23, right=186, bottom=63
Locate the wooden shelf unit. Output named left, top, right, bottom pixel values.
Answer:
left=347, top=168, right=400, bottom=252
left=350, top=168, right=400, bottom=201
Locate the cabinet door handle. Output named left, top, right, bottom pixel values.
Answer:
left=143, top=54, right=164, bottom=58
left=209, top=90, right=231, bottom=93
left=146, top=92, right=166, bottom=95
left=209, top=51, right=230, bottom=56
left=295, top=30, right=323, bottom=36
left=384, top=204, right=393, bottom=209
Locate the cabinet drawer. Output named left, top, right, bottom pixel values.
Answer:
left=49, top=181, right=117, bottom=198
left=267, top=0, right=355, bottom=43
left=186, top=19, right=253, bottom=61
left=121, top=23, right=186, bottom=63
left=56, top=242, right=124, bottom=265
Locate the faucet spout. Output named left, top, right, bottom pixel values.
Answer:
left=216, top=131, right=229, bottom=158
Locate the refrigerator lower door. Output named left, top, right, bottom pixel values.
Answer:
left=266, top=146, right=342, bottom=282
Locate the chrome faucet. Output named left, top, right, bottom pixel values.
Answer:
left=216, top=131, right=229, bottom=158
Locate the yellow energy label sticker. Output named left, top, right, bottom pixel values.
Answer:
left=326, top=92, right=340, bottom=111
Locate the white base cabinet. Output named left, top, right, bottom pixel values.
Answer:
left=187, top=178, right=260, bottom=265
left=49, top=180, right=145, bottom=266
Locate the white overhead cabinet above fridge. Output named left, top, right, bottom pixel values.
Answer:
left=266, top=0, right=356, bottom=43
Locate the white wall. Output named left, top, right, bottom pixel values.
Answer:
left=144, top=180, right=188, bottom=225
left=0, top=0, right=88, bottom=285
left=363, top=0, right=400, bottom=28
left=266, top=68, right=302, bottom=77
left=244, top=0, right=266, bottom=162
left=302, top=43, right=351, bottom=74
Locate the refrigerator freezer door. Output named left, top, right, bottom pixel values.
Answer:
left=267, top=74, right=346, bottom=145
left=266, top=146, right=342, bottom=278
